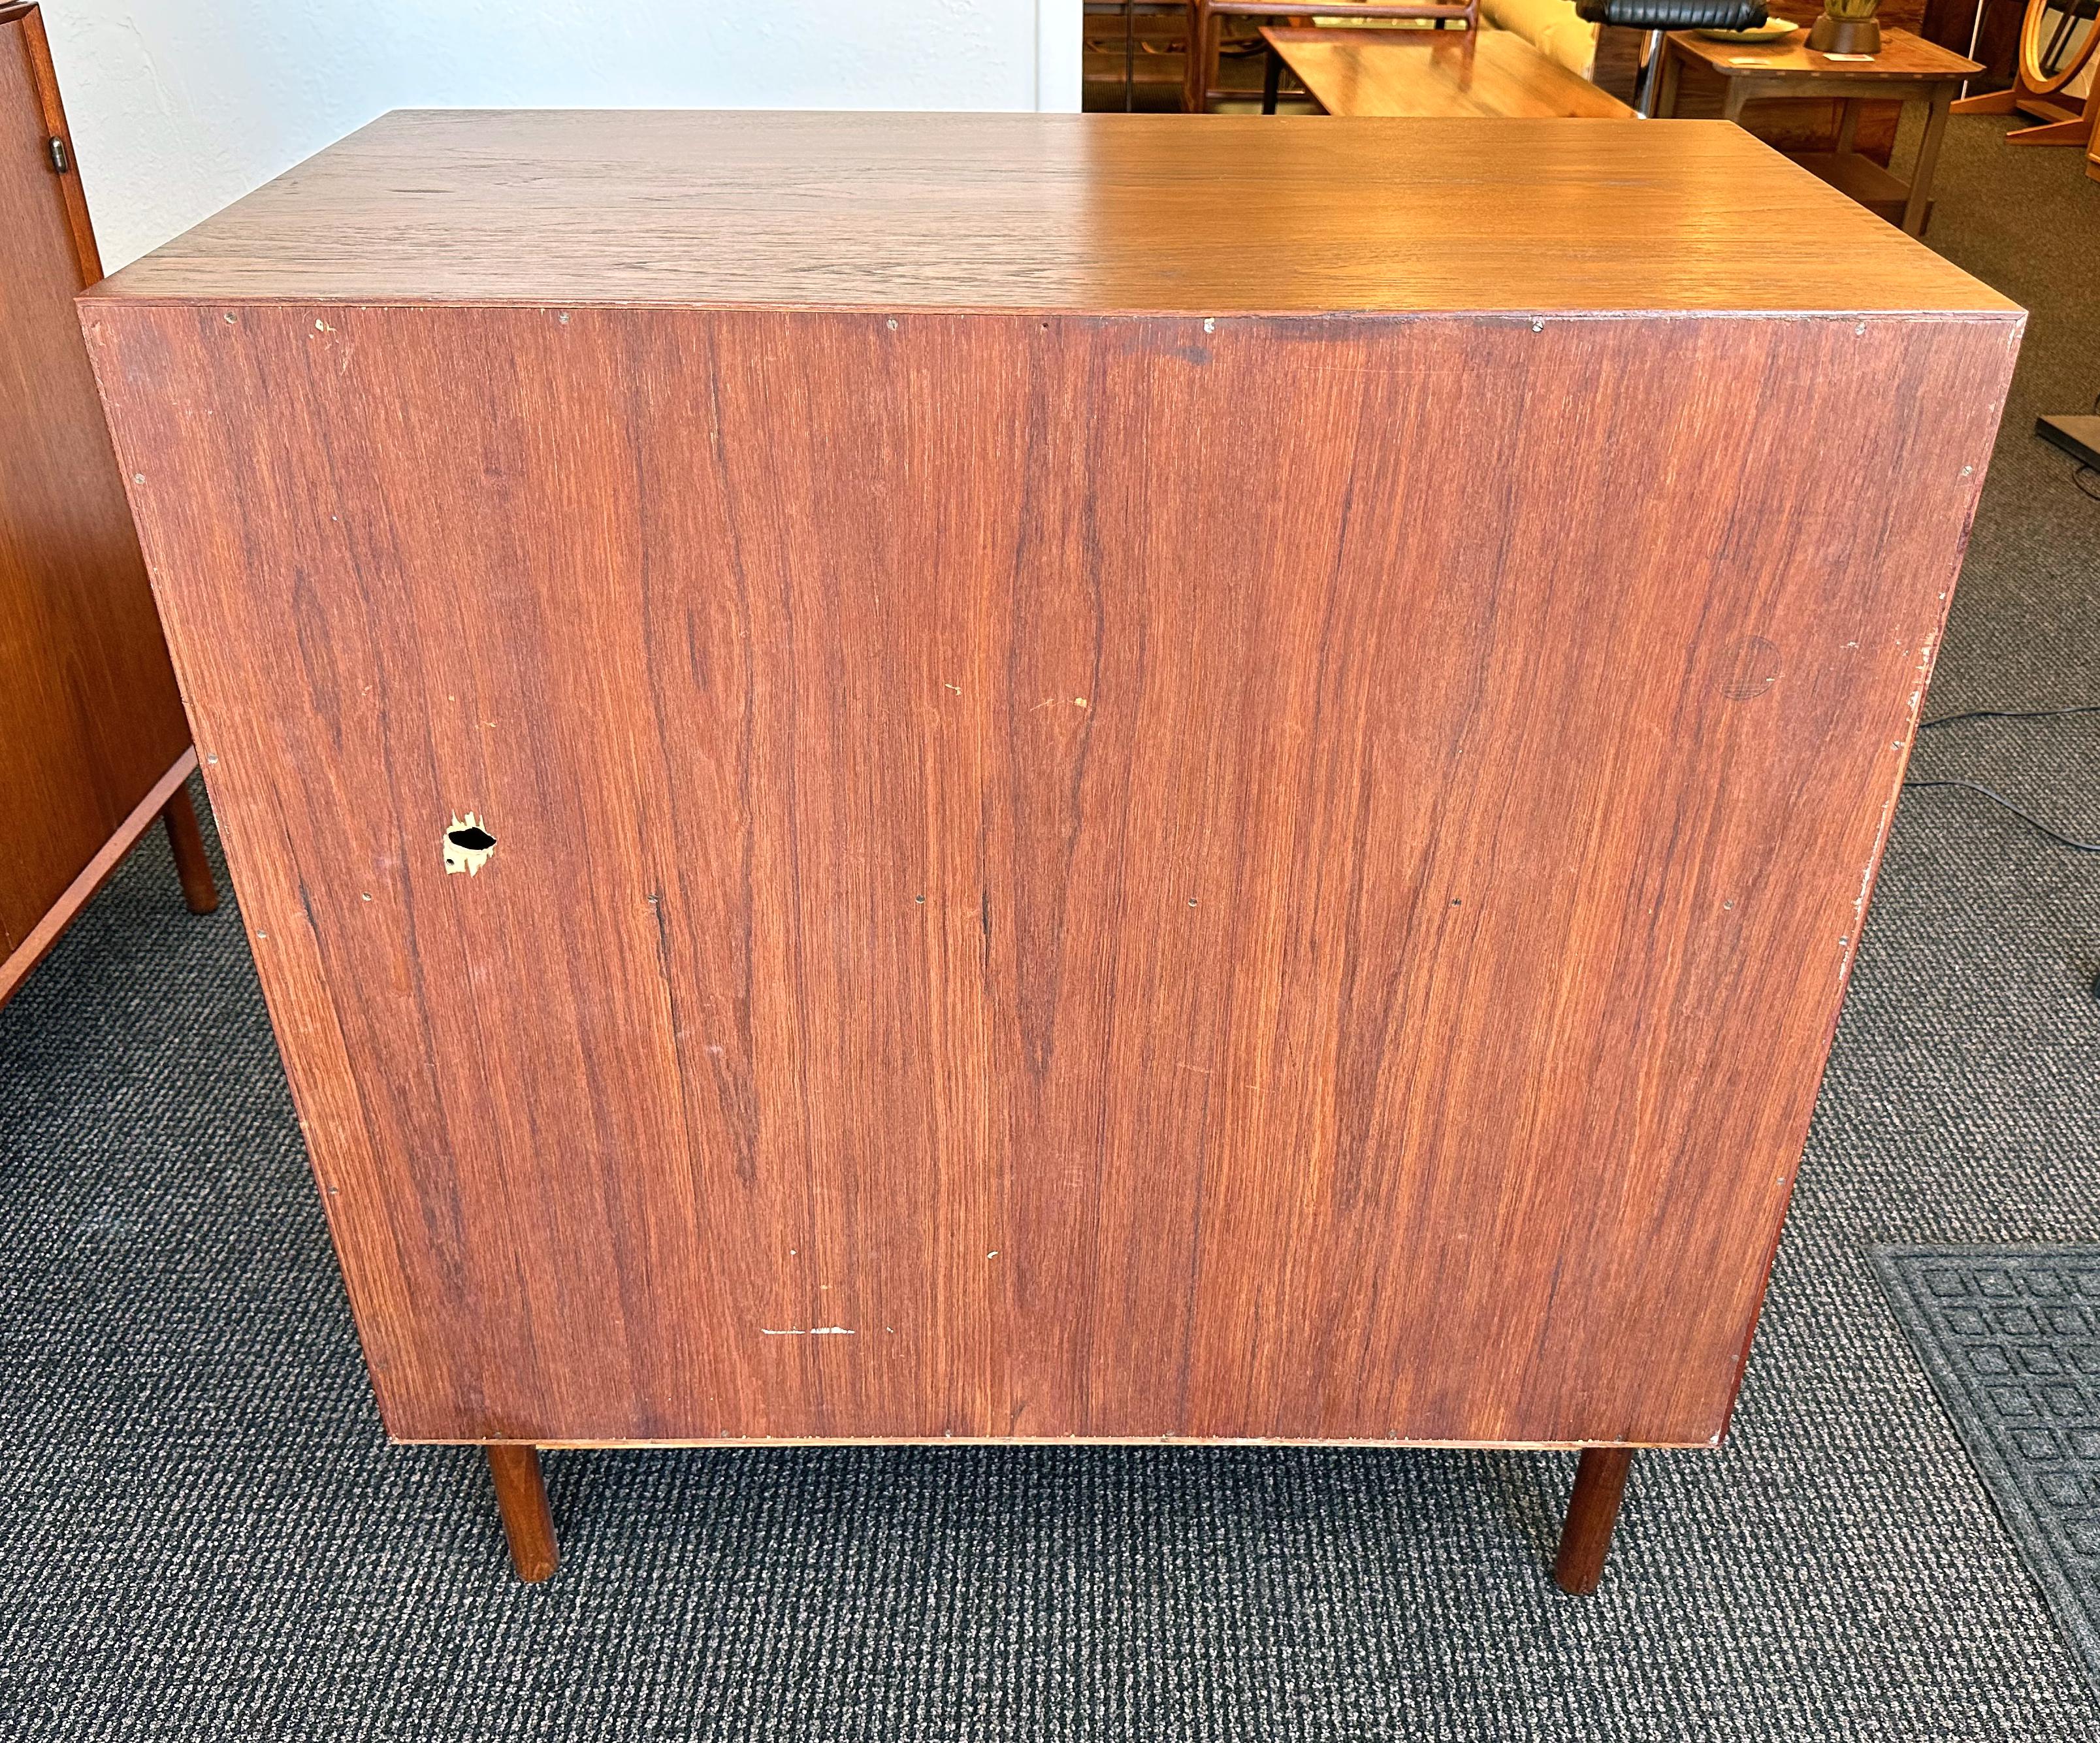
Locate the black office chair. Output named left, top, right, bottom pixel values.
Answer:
left=1574, top=0, right=1769, bottom=114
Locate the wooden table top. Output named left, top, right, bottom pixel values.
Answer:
left=88, top=110, right=2013, bottom=318
left=1666, top=25, right=1980, bottom=80
left=1263, top=25, right=1636, bottom=120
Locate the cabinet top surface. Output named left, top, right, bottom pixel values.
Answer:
left=86, top=109, right=2016, bottom=317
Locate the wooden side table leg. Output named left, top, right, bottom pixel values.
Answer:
left=487, top=1444, right=560, bottom=1582
left=1903, top=87, right=1953, bottom=236
left=1835, top=97, right=1860, bottom=159
left=1553, top=1446, right=1635, bottom=1595
left=161, top=785, right=219, bottom=914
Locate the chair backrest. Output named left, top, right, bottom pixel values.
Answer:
left=1572, top=0, right=1764, bottom=28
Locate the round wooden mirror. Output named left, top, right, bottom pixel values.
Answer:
left=2022, top=0, right=2100, bottom=97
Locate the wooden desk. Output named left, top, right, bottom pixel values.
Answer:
left=1263, top=24, right=1636, bottom=117
left=1658, top=27, right=1980, bottom=234
left=84, top=112, right=2018, bottom=1590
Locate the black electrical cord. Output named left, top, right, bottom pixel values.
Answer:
left=1900, top=779, right=2100, bottom=855
left=1903, top=701, right=2100, bottom=853
left=1919, top=702, right=2100, bottom=730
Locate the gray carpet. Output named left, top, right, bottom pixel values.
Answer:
left=1876, top=1246, right=2100, bottom=1693
left=3, top=117, right=2097, bottom=1739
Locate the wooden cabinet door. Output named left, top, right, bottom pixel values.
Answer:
left=0, top=4, right=189, bottom=958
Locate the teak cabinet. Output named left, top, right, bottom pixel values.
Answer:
left=0, top=1, right=215, bottom=1006
left=82, top=110, right=2020, bottom=1589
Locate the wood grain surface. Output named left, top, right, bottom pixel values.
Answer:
left=86, top=289, right=2018, bottom=1448
left=1263, top=27, right=1636, bottom=119
left=1666, top=22, right=1981, bottom=78
left=84, top=110, right=2017, bottom=317
left=0, top=5, right=189, bottom=962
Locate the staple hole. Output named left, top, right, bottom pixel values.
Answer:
left=443, top=813, right=496, bottom=876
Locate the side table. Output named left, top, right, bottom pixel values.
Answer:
left=1656, top=26, right=1982, bottom=235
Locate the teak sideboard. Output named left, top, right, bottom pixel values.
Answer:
left=81, top=110, right=2020, bottom=1591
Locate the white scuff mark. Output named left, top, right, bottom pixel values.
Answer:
left=760, top=1326, right=855, bottom=1337
left=945, top=683, right=961, bottom=693
left=986, top=1250, right=999, bottom=1260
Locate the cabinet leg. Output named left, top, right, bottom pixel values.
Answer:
left=161, top=785, right=219, bottom=914
left=1553, top=1446, right=1634, bottom=1595
left=487, top=1444, right=559, bottom=1582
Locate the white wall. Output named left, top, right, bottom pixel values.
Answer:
left=41, top=1, right=1084, bottom=272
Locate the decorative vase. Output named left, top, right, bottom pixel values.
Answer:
left=1809, top=0, right=1881, bottom=54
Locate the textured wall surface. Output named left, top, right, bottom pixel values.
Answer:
left=40, top=1, right=1082, bottom=272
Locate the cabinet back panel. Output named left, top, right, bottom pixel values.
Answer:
left=84, top=304, right=2014, bottom=1445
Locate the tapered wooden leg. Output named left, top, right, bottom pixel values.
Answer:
left=1553, top=1446, right=1634, bottom=1595
left=487, top=1444, right=559, bottom=1582
left=2005, top=116, right=2099, bottom=146
left=161, top=785, right=219, bottom=914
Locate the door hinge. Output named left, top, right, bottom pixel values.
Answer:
left=49, top=136, right=69, bottom=174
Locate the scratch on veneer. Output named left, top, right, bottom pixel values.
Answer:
left=760, top=1327, right=856, bottom=1337
left=1839, top=630, right=1939, bottom=982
